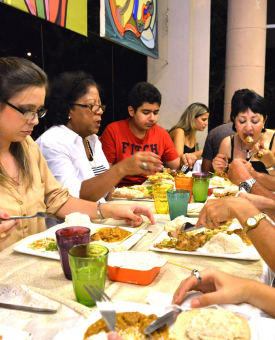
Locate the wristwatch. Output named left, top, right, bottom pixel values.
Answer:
left=239, top=178, right=257, bottom=193
left=243, top=212, right=266, bottom=234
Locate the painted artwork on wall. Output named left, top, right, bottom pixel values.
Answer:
left=2, top=0, right=87, bottom=36
left=100, top=0, right=158, bottom=59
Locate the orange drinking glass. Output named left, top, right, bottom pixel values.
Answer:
left=175, top=176, right=194, bottom=203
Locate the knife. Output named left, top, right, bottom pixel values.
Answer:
left=179, top=222, right=204, bottom=233
left=144, top=309, right=182, bottom=335
left=0, top=302, right=57, bottom=314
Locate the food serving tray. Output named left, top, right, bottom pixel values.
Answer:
left=149, top=230, right=260, bottom=261
left=13, top=223, right=148, bottom=260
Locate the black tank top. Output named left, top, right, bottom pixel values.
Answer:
left=184, top=145, right=195, bottom=153
left=227, top=133, right=275, bottom=174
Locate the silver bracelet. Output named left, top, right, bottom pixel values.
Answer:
left=97, top=202, right=105, bottom=220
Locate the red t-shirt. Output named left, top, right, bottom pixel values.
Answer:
left=100, top=117, right=179, bottom=186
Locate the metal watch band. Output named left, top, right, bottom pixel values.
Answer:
left=97, top=202, right=105, bottom=220
left=239, top=178, right=256, bottom=193
left=244, top=212, right=266, bottom=234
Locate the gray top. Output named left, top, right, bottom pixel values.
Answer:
left=202, top=122, right=235, bottom=161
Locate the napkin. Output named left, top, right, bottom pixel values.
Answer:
left=146, top=290, right=265, bottom=317
left=0, top=283, right=84, bottom=340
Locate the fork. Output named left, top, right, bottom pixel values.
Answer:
left=84, top=285, right=116, bottom=333
left=0, top=212, right=60, bottom=222
left=247, top=151, right=259, bottom=162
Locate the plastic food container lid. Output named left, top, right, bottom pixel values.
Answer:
left=108, top=251, right=167, bottom=285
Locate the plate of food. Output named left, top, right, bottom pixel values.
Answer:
left=146, top=171, right=175, bottom=184
left=13, top=224, right=148, bottom=260
left=112, top=185, right=154, bottom=200
left=52, top=300, right=257, bottom=340
left=150, top=219, right=260, bottom=261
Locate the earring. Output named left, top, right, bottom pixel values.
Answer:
left=68, top=115, right=71, bottom=119
left=262, top=125, right=265, bottom=132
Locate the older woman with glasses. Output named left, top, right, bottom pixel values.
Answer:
left=36, top=71, right=162, bottom=203
left=0, top=57, right=155, bottom=250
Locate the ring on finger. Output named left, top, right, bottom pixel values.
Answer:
left=191, top=269, right=202, bottom=285
left=206, top=219, right=212, bottom=223
left=141, top=162, right=148, bottom=171
left=0, top=232, right=7, bottom=238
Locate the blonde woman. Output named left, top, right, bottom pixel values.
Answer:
left=169, top=103, right=209, bottom=169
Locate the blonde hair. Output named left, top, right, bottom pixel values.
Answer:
left=0, top=57, right=48, bottom=189
left=169, top=102, right=209, bottom=140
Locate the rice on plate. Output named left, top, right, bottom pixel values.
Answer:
left=202, top=233, right=245, bottom=254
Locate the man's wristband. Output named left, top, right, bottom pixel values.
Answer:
left=97, top=202, right=105, bottom=220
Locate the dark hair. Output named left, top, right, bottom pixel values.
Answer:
left=230, top=89, right=268, bottom=132
left=0, top=57, right=48, bottom=189
left=45, top=71, right=101, bottom=126
left=128, top=82, right=162, bottom=111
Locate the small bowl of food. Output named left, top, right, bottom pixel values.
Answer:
left=107, top=251, right=167, bottom=285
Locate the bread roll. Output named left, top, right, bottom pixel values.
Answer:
left=169, top=308, right=251, bottom=340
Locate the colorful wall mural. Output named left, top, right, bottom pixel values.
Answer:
left=100, top=0, right=158, bottom=58
left=3, top=0, right=87, bottom=36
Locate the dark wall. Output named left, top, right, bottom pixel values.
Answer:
left=0, top=1, right=147, bottom=138
left=209, top=0, right=275, bottom=130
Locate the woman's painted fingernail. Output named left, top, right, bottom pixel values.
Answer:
left=16, top=220, right=20, bottom=223
left=3, top=213, right=9, bottom=218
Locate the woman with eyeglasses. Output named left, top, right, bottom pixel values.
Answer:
left=169, top=103, right=209, bottom=170
left=36, top=71, right=162, bottom=204
left=0, top=57, right=155, bottom=250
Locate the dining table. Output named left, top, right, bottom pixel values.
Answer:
left=0, top=199, right=266, bottom=339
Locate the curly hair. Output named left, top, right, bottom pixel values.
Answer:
left=169, top=102, right=209, bottom=139
left=128, top=82, right=162, bottom=111
left=45, top=71, right=101, bottom=126
left=0, top=57, right=48, bottom=189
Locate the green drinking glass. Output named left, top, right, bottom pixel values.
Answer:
left=192, top=172, right=211, bottom=203
left=68, top=244, right=109, bottom=307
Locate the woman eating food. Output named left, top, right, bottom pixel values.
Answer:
left=0, top=57, right=154, bottom=251
left=212, top=89, right=275, bottom=174
left=169, top=103, right=209, bottom=169
left=36, top=71, right=162, bottom=203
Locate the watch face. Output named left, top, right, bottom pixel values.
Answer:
left=247, top=217, right=257, bottom=227
left=240, top=182, right=250, bottom=192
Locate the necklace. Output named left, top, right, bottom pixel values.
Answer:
left=85, top=138, right=97, bottom=168
left=240, top=133, right=263, bottom=159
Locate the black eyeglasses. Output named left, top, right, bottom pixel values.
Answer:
left=5, top=101, right=47, bottom=119
left=70, top=103, right=106, bottom=113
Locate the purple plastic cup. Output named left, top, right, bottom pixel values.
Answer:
left=56, top=227, right=90, bottom=280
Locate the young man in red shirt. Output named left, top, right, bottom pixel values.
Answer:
left=100, top=82, right=184, bottom=186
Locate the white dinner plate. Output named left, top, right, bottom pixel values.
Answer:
left=150, top=230, right=260, bottom=261
left=0, top=324, right=33, bottom=340
left=13, top=224, right=148, bottom=260
left=52, top=300, right=170, bottom=340
left=52, top=300, right=260, bottom=340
